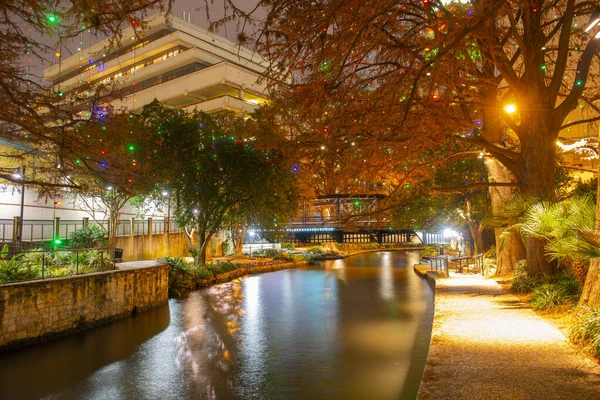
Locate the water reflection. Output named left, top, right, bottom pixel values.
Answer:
left=0, top=251, right=433, bottom=400
left=0, top=303, right=170, bottom=400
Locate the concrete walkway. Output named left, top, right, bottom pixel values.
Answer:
left=115, top=260, right=166, bottom=271
left=418, top=273, right=600, bottom=400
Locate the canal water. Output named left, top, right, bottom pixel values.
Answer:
left=0, top=251, right=434, bottom=400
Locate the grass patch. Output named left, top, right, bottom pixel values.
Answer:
left=570, top=306, right=600, bottom=356
left=531, top=285, right=568, bottom=310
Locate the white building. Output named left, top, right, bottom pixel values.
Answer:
left=44, top=12, right=269, bottom=116
left=1, top=13, right=271, bottom=238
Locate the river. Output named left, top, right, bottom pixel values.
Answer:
left=0, top=250, right=434, bottom=400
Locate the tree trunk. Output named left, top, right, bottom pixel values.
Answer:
left=495, top=231, right=526, bottom=275
left=234, top=224, right=247, bottom=256
left=468, top=223, right=484, bottom=255
left=519, top=123, right=557, bottom=278
left=108, top=211, right=118, bottom=249
left=486, top=159, right=525, bottom=274
left=578, top=259, right=600, bottom=310
left=196, top=227, right=214, bottom=265
left=577, top=134, right=600, bottom=310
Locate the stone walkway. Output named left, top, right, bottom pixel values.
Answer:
left=417, top=273, right=600, bottom=400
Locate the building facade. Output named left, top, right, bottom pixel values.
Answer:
left=1, top=13, right=270, bottom=244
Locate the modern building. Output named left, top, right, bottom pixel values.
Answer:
left=43, top=12, right=269, bottom=117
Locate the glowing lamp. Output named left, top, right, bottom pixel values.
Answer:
left=504, top=104, right=517, bottom=114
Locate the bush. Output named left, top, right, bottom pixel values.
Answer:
left=555, top=273, right=582, bottom=299
left=69, top=225, right=107, bottom=249
left=196, top=268, right=214, bottom=281
left=274, top=252, right=294, bottom=262
left=512, top=275, right=539, bottom=293
left=420, top=245, right=440, bottom=257
left=264, top=248, right=280, bottom=257
left=0, top=256, right=39, bottom=283
left=531, top=285, right=568, bottom=310
left=571, top=306, right=600, bottom=356
left=165, top=257, right=195, bottom=297
left=281, top=243, right=296, bottom=250
left=218, top=261, right=238, bottom=273
left=206, top=265, right=220, bottom=277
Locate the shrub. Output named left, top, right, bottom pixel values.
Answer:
left=165, top=257, right=195, bottom=297
left=555, top=273, right=582, bottom=299
left=196, top=268, right=214, bottom=281
left=264, top=248, right=280, bottom=257
left=511, top=259, right=537, bottom=293
left=571, top=306, right=600, bottom=356
left=274, top=252, right=294, bottom=262
left=0, top=256, right=40, bottom=283
left=206, top=265, right=220, bottom=277
left=531, top=285, right=567, bottom=310
left=281, top=243, right=296, bottom=250
left=218, top=261, right=238, bottom=273
left=69, top=225, right=107, bottom=249
left=420, top=245, right=440, bottom=257
left=512, top=275, right=539, bottom=293
left=307, top=246, right=324, bottom=254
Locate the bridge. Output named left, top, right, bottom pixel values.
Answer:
left=247, top=194, right=449, bottom=245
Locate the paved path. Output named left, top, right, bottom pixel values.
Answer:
left=418, top=274, right=600, bottom=400
left=115, top=260, right=166, bottom=271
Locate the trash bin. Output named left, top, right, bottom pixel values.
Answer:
left=114, top=248, right=124, bottom=260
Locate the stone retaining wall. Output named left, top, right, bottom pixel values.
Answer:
left=0, top=264, right=168, bottom=352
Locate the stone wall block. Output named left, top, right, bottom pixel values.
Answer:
left=0, top=265, right=168, bottom=352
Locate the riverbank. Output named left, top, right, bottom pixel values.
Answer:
left=0, top=262, right=168, bottom=353
left=413, top=268, right=600, bottom=399
left=196, top=260, right=308, bottom=289
left=301, top=243, right=424, bottom=260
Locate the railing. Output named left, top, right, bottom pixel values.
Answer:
left=116, top=220, right=132, bottom=237
left=428, top=255, right=449, bottom=275
left=0, top=219, right=13, bottom=241
left=242, top=243, right=281, bottom=256
left=0, top=248, right=116, bottom=284
left=0, top=218, right=181, bottom=243
left=450, top=254, right=486, bottom=274
left=58, top=220, right=84, bottom=240
left=288, top=216, right=393, bottom=230
left=22, top=220, right=54, bottom=241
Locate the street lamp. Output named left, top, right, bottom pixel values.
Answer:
left=11, top=166, right=26, bottom=245
left=503, top=104, right=517, bottom=114
left=162, top=190, right=171, bottom=233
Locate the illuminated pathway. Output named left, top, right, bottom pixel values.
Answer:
left=418, top=275, right=600, bottom=399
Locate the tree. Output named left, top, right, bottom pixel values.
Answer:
left=68, top=109, right=164, bottom=247
left=209, top=0, right=600, bottom=278
left=0, top=0, right=171, bottom=189
left=139, top=101, right=299, bottom=263
left=393, top=157, right=490, bottom=254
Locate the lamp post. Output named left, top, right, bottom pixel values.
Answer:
left=13, top=166, right=25, bottom=245
left=162, top=191, right=170, bottom=232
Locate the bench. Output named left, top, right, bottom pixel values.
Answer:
left=212, top=257, right=234, bottom=266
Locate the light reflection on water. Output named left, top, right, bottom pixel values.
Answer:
left=0, top=251, right=433, bottom=400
